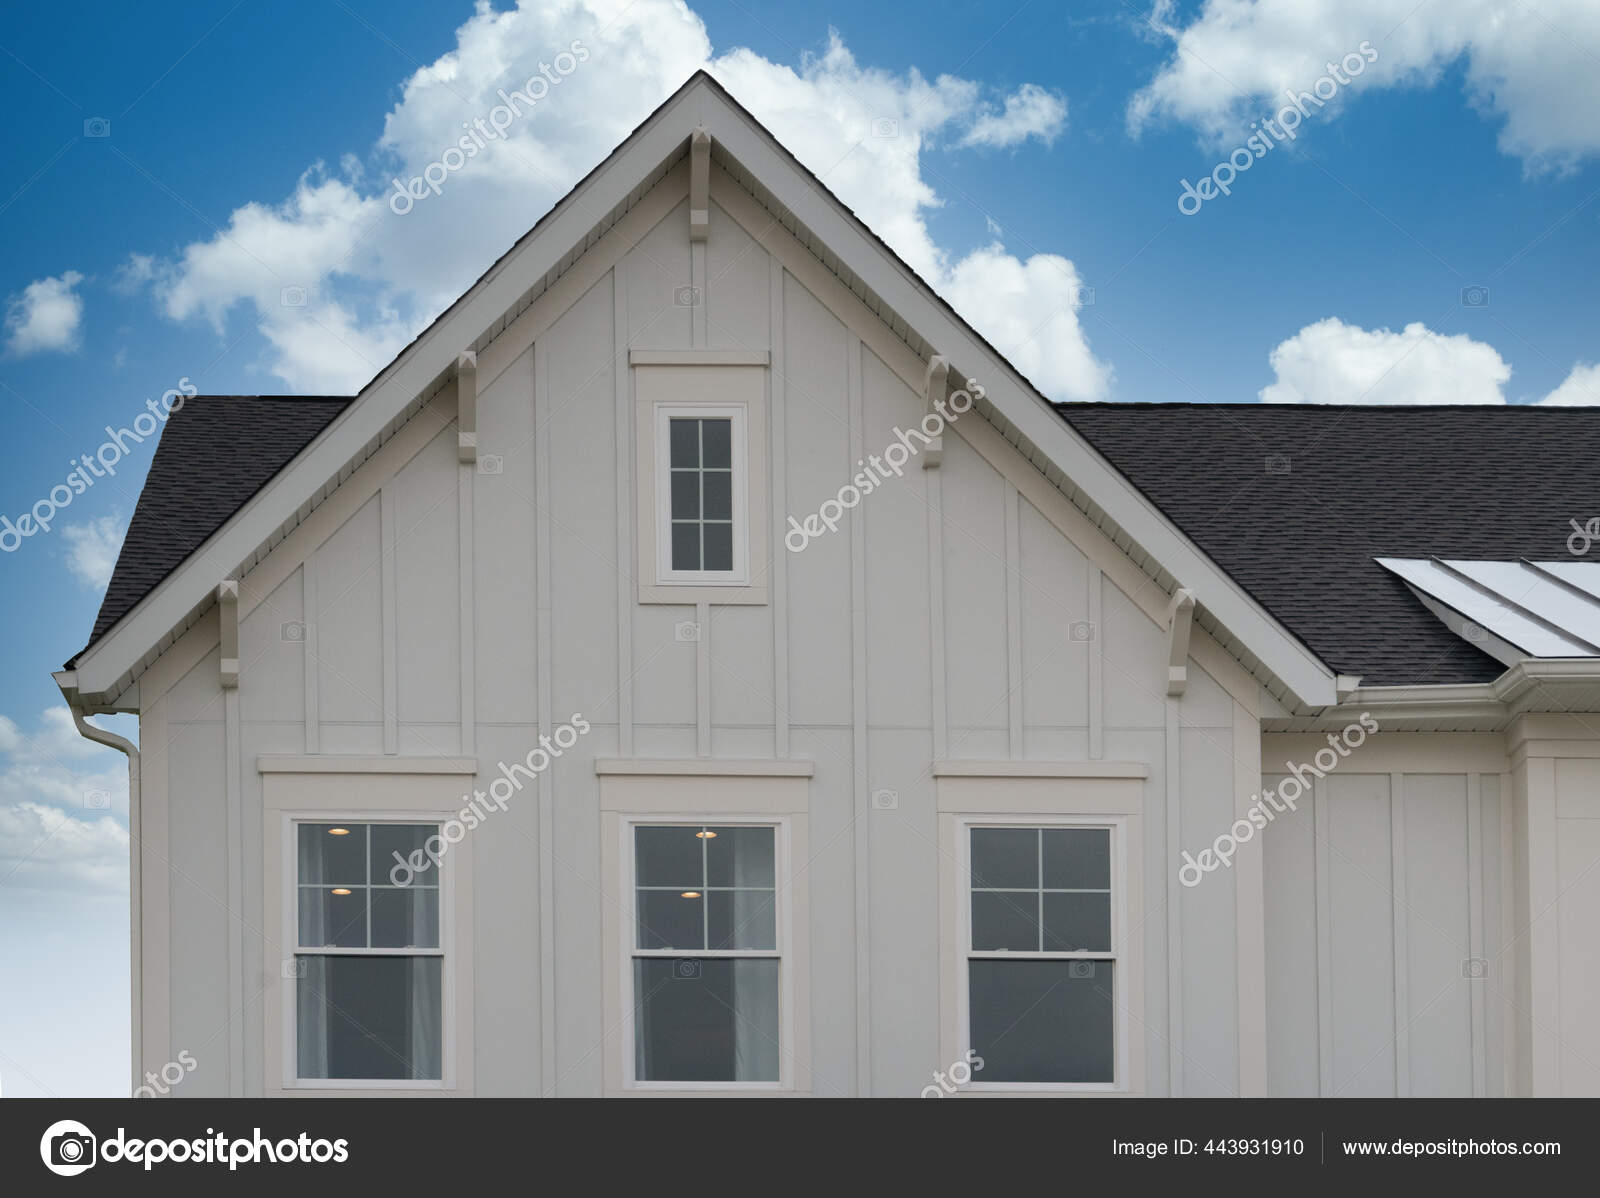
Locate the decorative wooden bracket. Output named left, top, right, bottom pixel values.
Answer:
left=689, top=127, right=711, bottom=242
left=922, top=355, right=949, bottom=468
left=218, top=580, right=239, bottom=689
left=456, top=350, right=478, bottom=463
left=1166, top=587, right=1196, bottom=697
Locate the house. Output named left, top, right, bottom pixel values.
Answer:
left=57, top=71, right=1600, bottom=1098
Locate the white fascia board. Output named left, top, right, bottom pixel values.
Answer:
left=73, top=87, right=703, bottom=696
left=699, top=90, right=1338, bottom=708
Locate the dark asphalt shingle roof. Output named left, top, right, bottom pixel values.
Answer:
left=1057, top=402, right=1600, bottom=687
left=73, top=396, right=350, bottom=663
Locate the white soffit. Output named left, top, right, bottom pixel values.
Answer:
left=1377, top=558, right=1600, bottom=664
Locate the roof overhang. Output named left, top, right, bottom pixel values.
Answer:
left=71, top=72, right=1339, bottom=709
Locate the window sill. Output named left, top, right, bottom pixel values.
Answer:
left=637, top=581, right=768, bottom=605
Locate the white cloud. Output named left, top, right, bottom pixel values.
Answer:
left=4, top=270, right=85, bottom=356
left=61, top=515, right=126, bottom=590
left=960, top=83, right=1067, bottom=148
left=134, top=0, right=1108, bottom=400
left=0, top=708, right=130, bottom=895
left=1129, top=0, right=1600, bottom=172
left=1260, top=318, right=1511, bottom=404
left=1537, top=361, right=1600, bottom=406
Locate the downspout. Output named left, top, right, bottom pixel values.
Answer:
left=57, top=673, right=140, bottom=1097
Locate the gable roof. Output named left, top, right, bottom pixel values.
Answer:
left=65, top=70, right=1343, bottom=709
left=1058, top=402, right=1600, bottom=687
left=79, top=398, right=349, bottom=656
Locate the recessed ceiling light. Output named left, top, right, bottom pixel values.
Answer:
left=695, top=830, right=717, bottom=839
left=681, top=891, right=701, bottom=899
left=328, top=827, right=351, bottom=836
left=331, top=888, right=352, bottom=896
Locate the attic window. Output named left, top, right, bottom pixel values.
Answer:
left=654, top=404, right=748, bottom=584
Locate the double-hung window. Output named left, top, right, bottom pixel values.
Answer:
left=964, top=821, right=1118, bottom=1086
left=628, top=822, right=781, bottom=1084
left=291, top=820, right=444, bottom=1083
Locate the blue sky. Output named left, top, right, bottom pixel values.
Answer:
left=1, top=0, right=1597, bottom=1096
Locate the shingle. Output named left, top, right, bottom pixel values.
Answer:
left=1058, top=402, right=1600, bottom=687
left=71, top=396, right=350, bottom=664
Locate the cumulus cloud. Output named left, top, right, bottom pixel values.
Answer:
left=1260, top=318, right=1511, bottom=404
left=1130, top=0, right=1600, bottom=172
left=4, top=270, right=85, bottom=356
left=131, top=0, right=1108, bottom=400
left=62, top=515, right=126, bottom=590
left=1537, top=362, right=1600, bottom=406
left=0, top=708, right=130, bottom=895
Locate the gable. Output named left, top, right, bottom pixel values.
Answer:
left=65, top=71, right=1338, bottom=710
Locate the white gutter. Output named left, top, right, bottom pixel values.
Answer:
left=54, top=670, right=140, bottom=1096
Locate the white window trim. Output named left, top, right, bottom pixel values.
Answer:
left=633, top=363, right=769, bottom=605
left=278, top=813, right=455, bottom=1092
left=597, top=770, right=810, bottom=1096
left=653, top=403, right=750, bottom=586
left=956, top=815, right=1128, bottom=1094
left=262, top=769, right=475, bottom=1097
left=937, top=774, right=1145, bottom=1097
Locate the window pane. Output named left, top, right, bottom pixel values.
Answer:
left=970, top=827, right=1037, bottom=889
left=1042, top=827, right=1110, bottom=890
left=669, top=418, right=700, bottom=467
left=637, top=888, right=705, bottom=950
left=670, top=522, right=701, bottom=571
left=635, top=826, right=704, bottom=887
left=633, top=957, right=779, bottom=1082
left=1042, top=892, right=1111, bottom=952
left=702, top=522, right=733, bottom=571
left=371, top=825, right=439, bottom=886
left=969, top=959, right=1113, bottom=1084
left=704, top=826, right=774, bottom=888
left=670, top=470, right=699, bottom=520
left=708, top=890, right=775, bottom=950
left=298, top=822, right=366, bottom=884
left=700, top=418, right=732, bottom=468
left=371, top=886, right=440, bottom=949
left=297, top=955, right=442, bottom=1081
left=971, top=891, right=1040, bottom=951
left=701, top=470, right=732, bottom=520
left=299, top=885, right=367, bottom=948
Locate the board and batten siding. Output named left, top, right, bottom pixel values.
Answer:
left=1261, top=734, right=1509, bottom=1097
left=137, top=164, right=1266, bottom=1097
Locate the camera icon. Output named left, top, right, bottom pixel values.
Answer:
left=1462, top=957, right=1488, bottom=979
left=83, top=117, right=110, bottom=138
left=280, top=285, right=307, bottom=308
left=673, top=285, right=701, bottom=308
left=1264, top=453, right=1291, bottom=475
left=871, top=117, right=899, bottom=138
left=1068, top=960, right=1097, bottom=979
left=1072, top=284, right=1096, bottom=308
left=1069, top=620, right=1096, bottom=643
left=280, top=620, right=307, bottom=643
left=281, top=958, right=307, bottom=979
left=1461, top=285, right=1490, bottom=308
left=478, top=453, right=504, bottom=475
left=871, top=789, right=899, bottom=810
left=41, top=1120, right=97, bottom=1176
left=672, top=959, right=702, bottom=980
left=84, top=790, right=112, bottom=811
left=1461, top=622, right=1487, bottom=644
left=675, top=621, right=700, bottom=642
